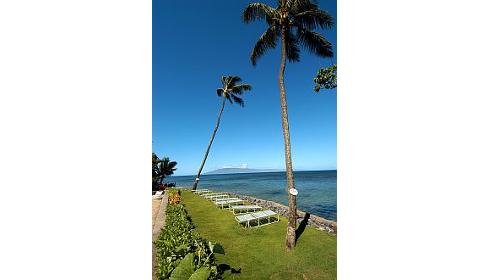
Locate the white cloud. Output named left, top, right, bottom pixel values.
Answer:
left=221, top=163, right=248, bottom=169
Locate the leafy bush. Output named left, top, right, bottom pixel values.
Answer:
left=169, top=191, right=182, bottom=205
left=314, top=64, right=337, bottom=92
left=154, top=203, right=221, bottom=279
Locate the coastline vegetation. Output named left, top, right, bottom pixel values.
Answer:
left=154, top=190, right=223, bottom=279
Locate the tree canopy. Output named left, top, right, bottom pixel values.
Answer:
left=243, top=0, right=334, bottom=66
left=216, top=75, right=252, bottom=107
left=152, top=153, right=177, bottom=191
left=314, top=64, right=337, bottom=92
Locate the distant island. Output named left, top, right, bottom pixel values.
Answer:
left=204, top=167, right=282, bottom=175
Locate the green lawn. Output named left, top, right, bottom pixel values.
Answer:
left=181, top=190, right=336, bottom=280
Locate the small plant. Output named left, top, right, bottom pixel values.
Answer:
left=169, top=191, right=182, bottom=205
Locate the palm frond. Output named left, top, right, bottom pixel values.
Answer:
left=243, top=3, right=278, bottom=24
left=285, top=29, right=300, bottom=62
left=230, top=94, right=245, bottom=107
left=228, top=76, right=242, bottom=86
left=293, top=9, right=333, bottom=30
left=225, top=95, right=233, bottom=104
left=289, top=0, right=316, bottom=14
left=251, top=25, right=279, bottom=66
left=283, top=0, right=294, bottom=9
left=231, top=84, right=252, bottom=95
left=168, top=161, right=177, bottom=169
left=296, top=27, right=333, bottom=57
left=216, top=88, right=224, bottom=97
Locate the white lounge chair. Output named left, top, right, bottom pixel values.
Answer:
left=214, top=197, right=238, bottom=202
left=192, top=189, right=209, bottom=193
left=235, top=213, right=255, bottom=227
left=235, top=210, right=279, bottom=227
left=205, top=194, right=229, bottom=201
left=252, top=210, right=280, bottom=226
left=198, top=190, right=212, bottom=195
left=215, top=199, right=244, bottom=209
left=230, top=205, right=262, bottom=214
left=202, top=193, right=218, bottom=198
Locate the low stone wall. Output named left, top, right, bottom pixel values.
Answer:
left=222, top=192, right=337, bottom=235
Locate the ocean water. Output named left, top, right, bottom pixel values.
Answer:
left=169, top=170, right=336, bottom=221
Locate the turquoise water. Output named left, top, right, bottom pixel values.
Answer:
left=169, top=170, right=336, bottom=221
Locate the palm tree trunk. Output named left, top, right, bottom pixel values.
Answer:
left=279, top=26, right=297, bottom=250
left=192, top=97, right=227, bottom=190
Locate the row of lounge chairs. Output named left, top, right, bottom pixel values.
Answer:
left=191, top=188, right=279, bottom=228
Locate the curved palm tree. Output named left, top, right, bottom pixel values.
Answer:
left=243, top=0, right=333, bottom=250
left=192, top=76, right=252, bottom=190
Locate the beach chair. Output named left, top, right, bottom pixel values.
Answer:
left=213, top=197, right=238, bottom=206
left=214, top=197, right=239, bottom=202
left=206, top=194, right=229, bottom=201
left=202, top=193, right=218, bottom=198
left=192, top=189, right=209, bottom=193
left=215, top=199, right=244, bottom=209
left=251, top=210, right=280, bottom=226
left=235, top=210, right=279, bottom=228
left=198, top=190, right=212, bottom=195
left=230, top=205, right=262, bottom=214
left=235, top=213, right=256, bottom=228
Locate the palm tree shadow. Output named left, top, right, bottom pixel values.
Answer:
left=295, top=213, right=310, bottom=242
left=218, top=264, right=242, bottom=275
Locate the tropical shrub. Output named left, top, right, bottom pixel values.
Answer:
left=154, top=202, right=221, bottom=279
left=169, top=191, right=181, bottom=205
left=153, top=153, right=178, bottom=192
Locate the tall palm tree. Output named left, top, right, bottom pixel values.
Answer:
left=192, top=76, right=252, bottom=190
left=243, top=0, right=333, bottom=250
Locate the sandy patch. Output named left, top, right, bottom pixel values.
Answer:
left=152, top=199, right=161, bottom=228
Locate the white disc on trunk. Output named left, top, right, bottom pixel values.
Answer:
left=289, top=188, right=298, bottom=196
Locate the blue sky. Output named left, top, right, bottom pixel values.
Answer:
left=153, top=0, right=337, bottom=176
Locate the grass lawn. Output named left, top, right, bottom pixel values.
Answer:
left=181, top=190, right=336, bottom=280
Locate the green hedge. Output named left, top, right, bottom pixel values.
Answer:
left=154, top=202, right=220, bottom=279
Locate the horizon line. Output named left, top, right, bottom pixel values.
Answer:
left=171, top=169, right=337, bottom=177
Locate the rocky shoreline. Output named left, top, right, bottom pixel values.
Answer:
left=178, top=186, right=337, bottom=234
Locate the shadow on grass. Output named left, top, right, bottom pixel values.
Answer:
left=218, top=264, right=242, bottom=275
left=295, top=212, right=310, bottom=242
